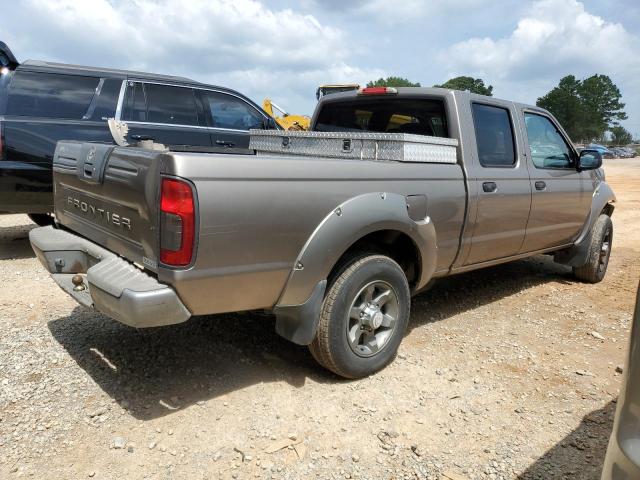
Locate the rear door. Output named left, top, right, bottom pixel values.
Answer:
left=463, top=101, right=532, bottom=265
left=519, top=110, right=593, bottom=252
left=198, top=89, right=267, bottom=149
left=120, top=81, right=211, bottom=149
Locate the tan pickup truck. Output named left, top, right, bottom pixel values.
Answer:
left=30, top=87, right=615, bottom=378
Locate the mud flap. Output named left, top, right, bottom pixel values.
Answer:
left=274, top=280, right=326, bottom=345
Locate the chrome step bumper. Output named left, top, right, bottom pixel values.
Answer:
left=29, top=226, right=190, bottom=328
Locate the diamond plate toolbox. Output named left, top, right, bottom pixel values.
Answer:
left=249, top=130, right=459, bottom=164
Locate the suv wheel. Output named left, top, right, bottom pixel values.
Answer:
left=309, top=254, right=410, bottom=378
left=27, top=213, right=55, bottom=227
left=573, top=214, right=613, bottom=283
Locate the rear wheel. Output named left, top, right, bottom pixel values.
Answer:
left=572, top=214, right=613, bottom=283
left=27, top=213, right=55, bottom=227
left=309, top=254, right=410, bottom=378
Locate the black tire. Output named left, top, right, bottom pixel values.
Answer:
left=27, top=213, right=55, bottom=227
left=309, top=254, right=411, bottom=379
left=572, top=214, right=613, bottom=283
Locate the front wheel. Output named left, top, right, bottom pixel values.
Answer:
left=572, top=214, right=613, bottom=283
left=309, top=254, right=411, bottom=378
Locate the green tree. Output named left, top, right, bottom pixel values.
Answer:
left=366, top=76, right=421, bottom=87
left=434, top=76, right=493, bottom=96
left=536, top=75, right=585, bottom=140
left=578, top=74, right=627, bottom=141
left=537, top=74, right=627, bottom=142
left=609, top=125, right=633, bottom=145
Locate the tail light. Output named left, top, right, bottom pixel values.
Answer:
left=160, top=177, right=196, bottom=267
left=358, top=87, right=398, bottom=95
left=0, top=120, right=4, bottom=161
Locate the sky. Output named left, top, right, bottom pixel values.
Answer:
left=1, top=0, right=639, bottom=137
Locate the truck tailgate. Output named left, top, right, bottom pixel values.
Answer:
left=53, top=141, right=163, bottom=272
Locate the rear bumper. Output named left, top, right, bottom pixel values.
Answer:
left=29, top=226, right=191, bottom=328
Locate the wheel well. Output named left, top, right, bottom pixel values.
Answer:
left=602, top=203, right=614, bottom=216
left=329, top=230, right=421, bottom=289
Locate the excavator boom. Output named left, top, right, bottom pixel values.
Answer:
left=262, top=98, right=310, bottom=131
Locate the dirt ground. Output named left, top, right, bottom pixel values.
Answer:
left=1, top=159, right=639, bottom=480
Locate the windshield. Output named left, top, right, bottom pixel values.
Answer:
left=314, top=97, right=449, bottom=137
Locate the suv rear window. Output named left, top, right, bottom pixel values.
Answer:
left=144, top=83, right=198, bottom=126
left=122, top=81, right=147, bottom=122
left=88, top=78, right=121, bottom=121
left=6, top=71, right=99, bottom=119
left=201, top=90, right=265, bottom=130
left=314, top=98, right=448, bottom=137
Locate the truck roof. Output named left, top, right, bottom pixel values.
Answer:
left=316, top=86, right=544, bottom=114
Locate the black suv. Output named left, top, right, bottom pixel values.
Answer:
left=0, top=42, right=276, bottom=225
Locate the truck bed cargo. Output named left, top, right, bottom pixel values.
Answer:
left=249, top=129, right=458, bottom=164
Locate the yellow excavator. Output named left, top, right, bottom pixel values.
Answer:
left=263, top=84, right=361, bottom=131
left=262, top=98, right=310, bottom=131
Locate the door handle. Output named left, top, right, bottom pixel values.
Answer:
left=482, top=181, right=497, bottom=193
left=130, top=134, right=155, bottom=141
left=535, top=181, right=547, bottom=191
left=216, top=140, right=235, bottom=148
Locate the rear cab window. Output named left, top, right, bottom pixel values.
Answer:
left=6, top=71, right=100, bottom=119
left=471, top=103, right=516, bottom=168
left=314, top=97, right=449, bottom=137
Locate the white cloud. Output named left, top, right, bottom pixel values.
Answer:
left=440, top=0, right=640, bottom=79
left=295, top=0, right=488, bottom=25
left=3, top=0, right=638, bottom=132
left=209, top=63, right=385, bottom=115
left=9, top=0, right=345, bottom=71
left=354, top=0, right=487, bottom=24
left=437, top=0, right=640, bottom=133
left=3, top=0, right=378, bottom=112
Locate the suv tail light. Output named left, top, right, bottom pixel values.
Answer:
left=0, top=120, right=4, bottom=161
left=358, top=87, right=398, bottom=95
left=160, top=177, right=196, bottom=267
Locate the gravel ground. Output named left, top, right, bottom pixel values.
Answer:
left=1, top=159, right=639, bottom=480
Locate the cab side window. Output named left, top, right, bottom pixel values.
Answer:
left=201, top=91, right=264, bottom=130
left=471, top=103, right=516, bottom=167
left=524, top=113, right=574, bottom=169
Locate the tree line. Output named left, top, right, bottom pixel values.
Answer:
left=366, top=75, right=632, bottom=144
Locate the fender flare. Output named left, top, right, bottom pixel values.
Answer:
left=274, top=192, right=437, bottom=345
left=555, top=180, right=616, bottom=267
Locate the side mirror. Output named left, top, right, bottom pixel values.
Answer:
left=578, top=149, right=602, bottom=171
